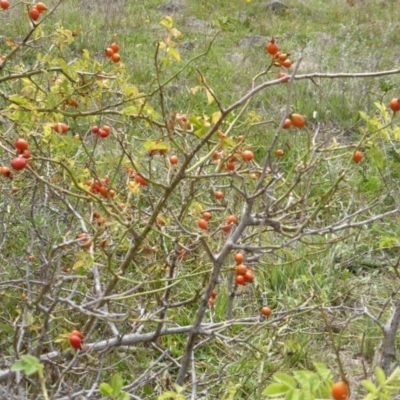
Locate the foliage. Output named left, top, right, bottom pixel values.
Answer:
left=263, top=365, right=400, bottom=400
left=1, top=0, right=400, bottom=399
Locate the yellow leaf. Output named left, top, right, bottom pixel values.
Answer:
left=160, top=16, right=174, bottom=30
left=82, top=49, right=90, bottom=60
left=168, top=47, right=181, bottom=62
left=43, top=125, right=52, bottom=138
left=73, top=260, right=84, bottom=270
left=170, top=28, right=183, bottom=39
left=5, top=38, right=17, bottom=48
left=206, top=89, right=214, bottom=105
left=374, top=102, right=389, bottom=122
left=128, top=181, right=140, bottom=194
left=212, top=111, right=222, bottom=124
left=190, top=85, right=202, bottom=95
left=190, top=201, right=204, bottom=215
left=247, top=111, right=262, bottom=123
left=394, top=126, right=400, bottom=140
left=123, top=85, right=139, bottom=97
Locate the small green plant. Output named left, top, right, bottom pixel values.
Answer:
left=362, top=367, right=400, bottom=400
left=263, top=364, right=400, bottom=400
left=11, top=356, right=49, bottom=400
left=99, top=374, right=129, bottom=400
left=158, top=384, right=186, bottom=400
left=263, top=363, right=332, bottom=399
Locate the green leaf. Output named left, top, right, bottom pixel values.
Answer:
left=143, top=141, right=170, bottom=151
left=285, top=388, right=301, bottom=400
left=293, top=370, right=318, bottom=392
left=378, top=393, right=392, bottom=400
left=366, top=147, right=384, bottom=168
left=121, top=106, right=139, bottom=116
left=362, top=393, right=377, bottom=400
left=27, top=364, right=40, bottom=375
left=379, top=236, right=399, bottom=249
left=362, top=379, right=378, bottom=393
left=0, top=323, right=14, bottom=335
left=393, top=126, right=400, bottom=140
left=174, top=384, right=185, bottom=394
left=358, top=111, right=368, bottom=122
left=11, top=355, right=42, bottom=376
left=9, top=95, right=29, bottom=105
left=99, top=382, right=113, bottom=396
left=119, top=393, right=130, bottom=400
left=158, top=391, right=177, bottom=400
left=194, top=126, right=209, bottom=138
left=220, top=137, right=235, bottom=149
left=22, top=355, right=42, bottom=367
left=122, top=85, right=139, bottom=97
left=383, top=385, right=400, bottom=394
left=10, top=361, right=26, bottom=372
left=263, top=382, right=291, bottom=396
left=143, top=385, right=154, bottom=395
left=374, top=102, right=390, bottom=121
left=386, top=367, right=400, bottom=384
left=375, top=367, right=386, bottom=387
left=318, top=384, right=333, bottom=398
left=111, top=374, right=123, bottom=397
left=274, top=373, right=296, bottom=389
left=313, top=363, right=333, bottom=381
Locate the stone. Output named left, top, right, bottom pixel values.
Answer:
left=224, top=53, right=245, bottom=63
left=185, top=17, right=214, bottom=33
left=266, top=1, right=290, bottom=12
left=239, top=35, right=268, bottom=48
left=177, top=41, right=196, bottom=54
left=157, top=1, right=186, bottom=14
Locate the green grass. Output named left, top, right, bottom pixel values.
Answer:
left=1, top=0, right=400, bottom=398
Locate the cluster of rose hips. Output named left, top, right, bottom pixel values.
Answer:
left=233, top=253, right=254, bottom=285
left=212, top=146, right=254, bottom=172
left=146, top=142, right=179, bottom=164
left=64, top=98, right=78, bottom=108
left=85, top=176, right=116, bottom=198
left=148, top=147, right=168, bottom=157
left=76, top=232, right=92, bottom=249
left=92, top=124, right=112, bottom=138
left=93, top=212, right=106, bottom=225
left=266, top=37, right=292, bottom=69
left=69, top=330, right=83, bottom=350
left=0, top=138, right=32, bottom=178
left=126, top=167, right=149, bottom=186
left=14, top=138, right=31, bottom=160
left=347, top=99, right=397, bottom=165
left=77, top=230, right=109, bottom=249
left=167, top=112, right=191, bottom=131
left=208, top=290, right=217, bottom=307
left=30, top=2, right=48, bottom=21
left=105, top=42, right=121, bottom=63
left=232, top=254, right=273, bottom=316
left=198, top=212, right=238, bottom=233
